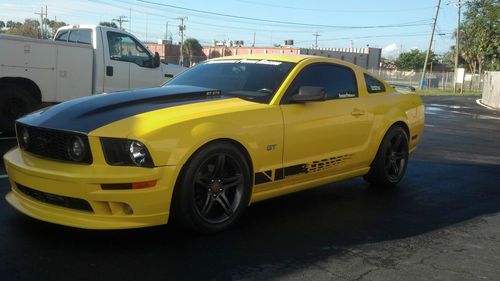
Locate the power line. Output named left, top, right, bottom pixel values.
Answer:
left=137, top=0, right=432, bottom=30
left=112, top=15, right=128, bottom=29
left=236, top=0, right=435, bottom=13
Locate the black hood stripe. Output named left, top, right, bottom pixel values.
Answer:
left=17, top=86, right=230, bottom=134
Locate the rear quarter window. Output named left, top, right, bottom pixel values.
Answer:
left=364, top=74, right=386, bottom=93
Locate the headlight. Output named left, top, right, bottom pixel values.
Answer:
left=20, top=127, right=30, bottom=149
left=129, top=141, right=147, bottom=166
left=101, top=138, right=154, bottom=167
left=67, top=136, right=86, bottom=162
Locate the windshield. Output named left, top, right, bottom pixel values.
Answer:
left=165, top=59, right=296, bottom=103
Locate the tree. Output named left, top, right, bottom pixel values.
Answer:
left=457, top=0, right=499, bottom=73
left=43, top=18, right=67, bottom=37
left=395, top=49, right=436, bottom=71
left=99, top=21, right=118, bottom=28
left=5, top=19, right=40, bottom=38
left=182, top=38, right=204, bottom=66
left=6, top=20, right=22, bottom=29
left=0, top=21, right=5, bottom=30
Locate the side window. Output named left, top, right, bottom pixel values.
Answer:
left=364, top=74, right=386, bottom=93
left=284, top=63, right=358, bottom=102
left=68, top=30, right=78, bottom=43
left=107, top=31, right=153, bottom=67
left=77, top=30, right=92, bottom=44
left=55, top=30, right=69, bottom=42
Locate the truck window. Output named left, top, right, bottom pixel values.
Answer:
left=67, top=29, right=92, bottom=45
left=107, top=31, right=153, bottom=68
left=55, top=30, right=69, bottom=42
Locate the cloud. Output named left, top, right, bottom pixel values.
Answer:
left=382, top=43, right=399, bottom=58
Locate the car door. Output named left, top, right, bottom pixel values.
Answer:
left=280, top=63, right=374, bottom=183
left=102, top=31, right=132, bottom=92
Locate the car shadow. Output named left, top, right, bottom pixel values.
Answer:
left=3, top=158, right=500, bottom=280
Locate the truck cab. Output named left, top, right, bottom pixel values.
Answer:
left=53, top=25, right=185, bottom=93
left=0, top=25, right=185, bottom=135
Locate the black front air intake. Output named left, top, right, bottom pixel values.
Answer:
left=16, top=123, right=92, bottom=164
left=16, top=183, right=93, bottom=213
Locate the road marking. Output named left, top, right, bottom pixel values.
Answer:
left=476, top=99, right=500, bottom=111
left=0, top=137, right=16, bottom=140
left=0, top=175, right=8, bottom=179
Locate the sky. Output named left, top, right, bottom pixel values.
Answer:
left=0, top=0, right=461, bottom=57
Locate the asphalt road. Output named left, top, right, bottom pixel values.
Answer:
left=1, top=96, right=499, bottom=281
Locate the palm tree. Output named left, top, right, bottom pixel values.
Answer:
left=182, top=38, right=204, bottom=66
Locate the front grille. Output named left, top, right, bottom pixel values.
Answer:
left=16, top=124, right=92, bottom=164
left=16, top=183, right=93, bottom=213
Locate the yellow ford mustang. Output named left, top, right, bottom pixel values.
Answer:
left=4, top=55, right=424, bottom=233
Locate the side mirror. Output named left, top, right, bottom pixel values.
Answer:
left=290, top=86, right=326, bottom=103
left=153, top=52, right=161, bottom=68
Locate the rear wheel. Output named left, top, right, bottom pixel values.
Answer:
left=0, top=85, right=36, bottom=135
left=364, top=126, right=409, bottom=188
left=172, top=142, right=252, bottom=234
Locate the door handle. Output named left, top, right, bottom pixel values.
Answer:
left=351, top=108, right=365, bottom=116
left=106, top=66, right=114, bottom=76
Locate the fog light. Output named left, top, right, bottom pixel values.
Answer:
left=67, top=136, right=85, bottom=162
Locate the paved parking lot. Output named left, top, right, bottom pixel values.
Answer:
left=1, top=96, right=499, bottom=281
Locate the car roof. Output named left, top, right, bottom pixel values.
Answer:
left=209, top=54, right=318, bottom=63
left=208, top=54, right=367, bottom=71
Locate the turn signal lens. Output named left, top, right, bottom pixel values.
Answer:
left=132, top=180, right=157, bottom=189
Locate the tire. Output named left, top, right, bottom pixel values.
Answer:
left=0, top=85, right=37, bottom=135
left=172, top=142, right=252, bottom=234
left=364, top=126, right=409, bottom=188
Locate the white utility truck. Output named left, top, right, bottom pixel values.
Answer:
left=0, top=25, right=185, bottom=134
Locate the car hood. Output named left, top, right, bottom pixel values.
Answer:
left=17, top=85, right=234, bottom=134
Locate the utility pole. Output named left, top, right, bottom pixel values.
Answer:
left=34, top=7, right=45, bottom=39
left=165, top=21, right=169, bottom=41
left=178, top=17, right=187, bottom=66
left=313, top=31, right=320, bottom=48
left=419, top=0, right=441, bottom=90
left=112, top=15, right=128, bottom=30
left=453, top=0, right=462, bottom=93
left=252, top=32, right=255, bottom=47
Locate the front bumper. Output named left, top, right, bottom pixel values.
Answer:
left=4, top=148, right=178, bottom=229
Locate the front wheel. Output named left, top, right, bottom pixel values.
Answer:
left=172, top=142, right=252, bottom=234
left=364, top=126, right=409, bottom=188
left=0, top=85, right=36, bottom=135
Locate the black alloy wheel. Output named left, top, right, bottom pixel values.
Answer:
left=172, top=142, right=251, bottom=233
left=364, top=126, right=409, bottom=188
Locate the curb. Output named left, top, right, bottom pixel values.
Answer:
left=476, top=99, right=500, bottom=111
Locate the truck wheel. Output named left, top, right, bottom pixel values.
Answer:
left=172, top=142, right=252, bottom=234
left=0, top=85, right=36, bottom=135
left=364, top=126, right=409, bottom=188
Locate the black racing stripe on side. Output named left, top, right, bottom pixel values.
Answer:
left=254, top=170, right=273, bottom=185
left=17, top=86, right=228, bottom=134
left=274, top=168, right=284, bottom=180
left=284, top=164, right=308, bottom=176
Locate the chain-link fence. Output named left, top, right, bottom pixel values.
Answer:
left=370, top=69, right=484, bottom=92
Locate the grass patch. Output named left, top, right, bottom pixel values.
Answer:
left=415, top=89, right=482, bottom=96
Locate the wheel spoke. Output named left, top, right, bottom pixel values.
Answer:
left=216, top=193, right=233, bottom=216
left=393, top=152, right=407, bottom=160
left=222, top=174, right=242, bottom=190
left=393, top=134, right=403, bottom=150
left=212, top=154, right=226, bottom=178
left=195, top=175, right=210, bottom=187
left=390, top=160, right=399, bottom=175
left=200, top=195, right=215, bottom=216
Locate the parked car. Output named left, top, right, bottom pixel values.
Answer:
left=4, top=55, right=424, bottom=233
left=0, top=25, right=185, bottom=134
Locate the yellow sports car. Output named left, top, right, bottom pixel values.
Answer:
left=4, top=55, right=424, bottom=233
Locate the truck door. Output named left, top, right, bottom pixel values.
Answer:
left=103, top=31, right=131, bottom=92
